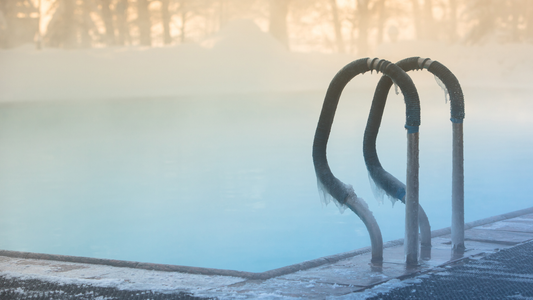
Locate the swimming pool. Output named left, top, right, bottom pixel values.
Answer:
left=0, top=85, right=531, bottom=272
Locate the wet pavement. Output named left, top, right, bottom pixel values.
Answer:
left=1, top=207, right=533, bottom=299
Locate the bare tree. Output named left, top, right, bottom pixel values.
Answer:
left=0, top=0, right=40, bottom=48
left=100, top=0, right=116, bottom=45
left=79, top=0, right=94, bottom=47
left=462, top=0, right=529, bottom=44
left=422, top=0, right=434, bottom=39
left=63, top=0, right=76, bottom=47
left=44, top=0, right=78, bottom=48
left=356, top=0, right=369, bottom=55
left=160, top=0, right=172, bottom=44
left=137, top=0, right=151, bottom=46
left=448, top=0, right=458, bottom=42
left=508, top=0, right=523, bottom=42
left=218, top=0, right=229, bottom=28
left=269, top=0, right=290, bottom=48
left=5, top=0, right=532, bottom=50
left=411, top=0, right=422, bottom=39
left=329, top=0, right=344, bottom=53
left=115, top=0, right=130, bottom=45
left=527, top=0, right=533, bottom=42
left=177, top=0, right=191, bottom=43
left=374, top=0, right=386, bottom=44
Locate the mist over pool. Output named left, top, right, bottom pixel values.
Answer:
left=1, top=21, right=532, bottom=272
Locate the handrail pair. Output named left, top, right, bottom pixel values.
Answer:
left=312, top=57, right=465, bottom=265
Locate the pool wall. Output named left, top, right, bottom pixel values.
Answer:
left=2, top=206, right=533, bottom=281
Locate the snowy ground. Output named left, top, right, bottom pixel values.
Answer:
left=2, top=209, right=533, bottom=299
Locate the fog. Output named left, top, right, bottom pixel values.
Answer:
left=1, top=0, right=533, bottom=272
left=1, top=18, right=532, bottom=102
left=1, top=1, right=533, bottom=100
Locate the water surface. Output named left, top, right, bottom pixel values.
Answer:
left=0, top=87, right=531, bottom=272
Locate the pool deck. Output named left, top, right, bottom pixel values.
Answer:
left=2, top=207, right=533, bottom=299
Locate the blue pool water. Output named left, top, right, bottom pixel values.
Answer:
left=0, top=86, right=531, bottom=272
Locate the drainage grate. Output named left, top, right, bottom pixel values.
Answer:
left=366, top=240, right=533, bottom=300
left=0, top=275, right=212, bottom=300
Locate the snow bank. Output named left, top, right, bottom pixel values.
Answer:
left=1, top=19, right=532, bottom=102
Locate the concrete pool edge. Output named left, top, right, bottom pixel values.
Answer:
left=2, top=206, right=533, bottom=281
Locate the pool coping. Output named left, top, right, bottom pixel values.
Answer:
left=2, top=206, right=533, bottom=281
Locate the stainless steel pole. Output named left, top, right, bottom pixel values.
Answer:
left=345, top=190, right=383, bottom=263
left=405, top=131, right=419, bottom=265
left=451, top=122, right=465, bottom=251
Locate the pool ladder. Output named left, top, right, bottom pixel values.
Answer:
left=312, top=57, right=465, bottom=265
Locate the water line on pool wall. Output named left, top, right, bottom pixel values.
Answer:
left=312, top=57, right=421, bottom=264
left=363, top=57, right=466, bottom=255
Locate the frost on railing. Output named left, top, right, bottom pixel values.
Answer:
left=313, top=57, right=422, bottom=264
left=368, top=172, right=399, bottom=207
left=434, top=75, right=450, bottom=104
left=317, top=178, right=348, bottom=214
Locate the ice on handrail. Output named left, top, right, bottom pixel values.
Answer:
left=368, top=172, right=399, bottom=207
left=317, top=179, right=348, bottom=214
left=434, top=75, right=450, bottom=104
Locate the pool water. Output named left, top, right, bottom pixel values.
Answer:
left=0, top=86, right=531, bottom=272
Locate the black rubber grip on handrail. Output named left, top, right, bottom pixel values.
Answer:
left=313, top=58, right=420, bottom=205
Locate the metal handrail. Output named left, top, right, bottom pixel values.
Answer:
left=364, top=57, right=465, bottom=261
left=312, top=57, right=421, bottom=264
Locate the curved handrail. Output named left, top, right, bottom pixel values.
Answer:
left=363, top=57, right=465, bottom=252
left=312, top=57, right=421, bottom=263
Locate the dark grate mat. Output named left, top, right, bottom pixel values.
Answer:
left=0, top=275, right=213, bottom=300
left=367, top=240, right=533, bottom=300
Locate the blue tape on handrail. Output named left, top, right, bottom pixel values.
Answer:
left=396, top=188, right=406, bottom=201
left=405, top=125, right=419, bottom=134
left=450, top=118, right=464, bottom=124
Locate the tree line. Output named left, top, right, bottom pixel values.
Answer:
left=1, top=0, right=532, bottom=52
